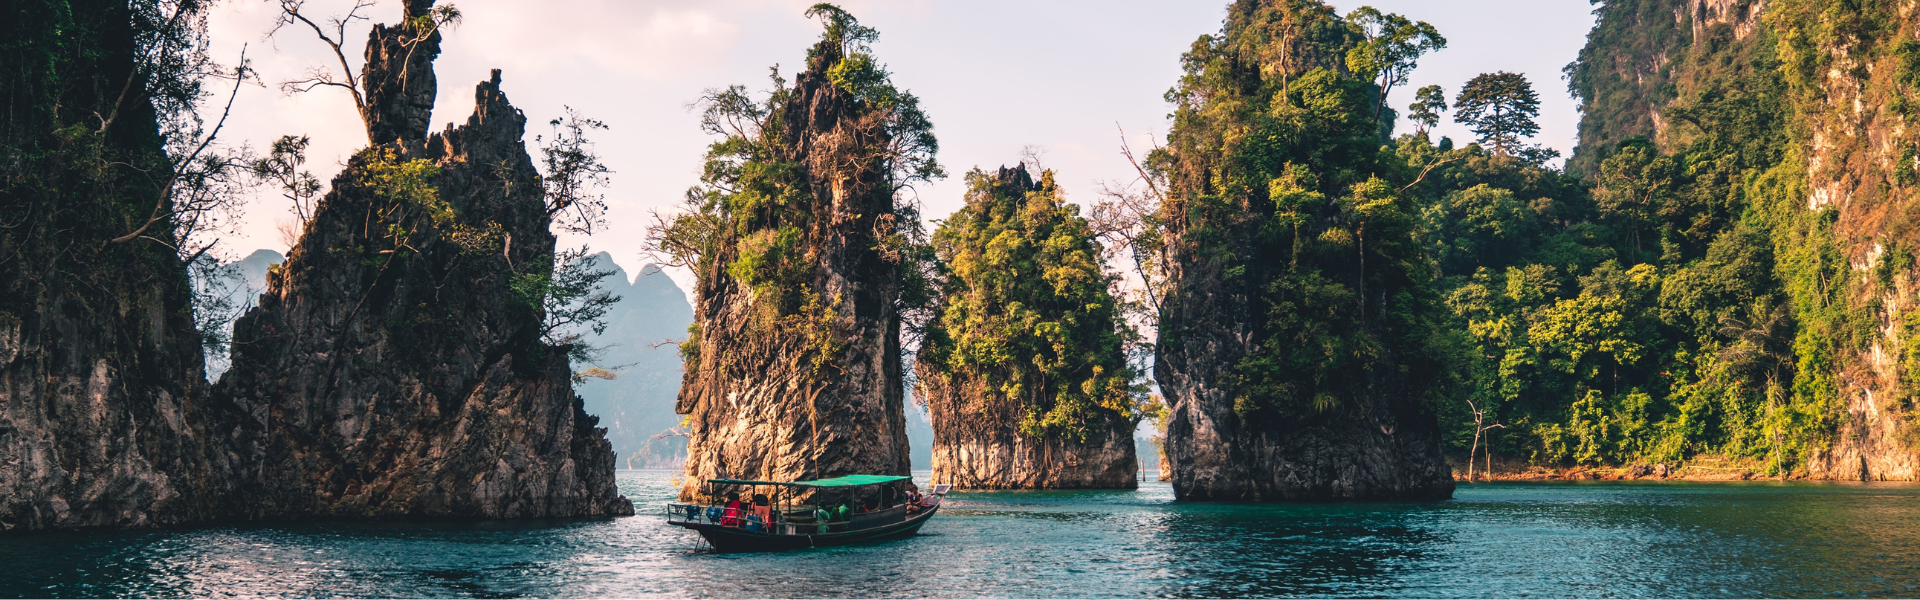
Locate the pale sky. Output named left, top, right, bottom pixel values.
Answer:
left=203, top=0, right=1599, bottom=289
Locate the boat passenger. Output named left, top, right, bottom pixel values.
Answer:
left=721, top=492, right=743, bottom=528
left=751, top=494, right=773, bottom=531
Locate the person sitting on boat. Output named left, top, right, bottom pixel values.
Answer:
left=812, top=506, right=831, bottom=534
left=749, top=494, right=773, bottom=532
left=831, top=504, right=851, bottom=532
left=721, top=492, right=744, bottom=528
left=904, top=484, right=923, bottom=513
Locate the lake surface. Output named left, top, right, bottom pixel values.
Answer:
left=4, top=470, right=1919, bottom=598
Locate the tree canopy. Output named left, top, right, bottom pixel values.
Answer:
left=1408, top=84, right=1447, bottom=134
left=1151, top=0, right=1447, bottom=422
left=1455, top=71, right=1542, bottom=155
left=919, top=166, right=1142, bottom=441
left=1344, top=7, right=1446, bottom=123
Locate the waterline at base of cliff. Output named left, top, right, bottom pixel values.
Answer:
left=4, top=470, right=1918, bottom=598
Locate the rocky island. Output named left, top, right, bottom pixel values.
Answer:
left=0, top=0, right=630, bottom=532
left=916, top=165, right=1141, bottom=490
left=212, top=0, right=632, bottom=518
left=656, top=6, right=936, bottom=498
left=14, top=0, right=1920, bottom=546
left=1152, top=0, right=1456, bottom=501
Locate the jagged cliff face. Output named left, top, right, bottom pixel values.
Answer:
left=674, top=22, right=921, bottom=499
left=0, top=0, right=231, bottom=530
left=211, top=2, right=630, bottom=518
left=1770, top=0, right=1920, bottom=481
left=1154, top=0, right=1454, bottom=501
left=916, top=166, right=1139, bottom=490
left=1571, top=0, right=1920, bottom=480
left=1, top=0, right=631, bottom=532
left=361, top=0, right=442, bottom=146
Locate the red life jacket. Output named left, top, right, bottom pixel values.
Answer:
left=721, top=501, right=743, bottom=526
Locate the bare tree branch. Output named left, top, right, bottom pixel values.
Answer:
left=1400, top=156, right=1462, bottom=193
left=113, top=44, right=252, bottom=245
left=98, top=0, right=197, bottom=136
left=270, top=0, right=374, bottom=141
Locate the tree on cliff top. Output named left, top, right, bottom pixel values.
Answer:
left=1408, top=84, right=1447, bottom=134
left=1344, top=7, right=1446, bottom=124
left=1455, top=71, right=1541, bottom=155
left=649, top=3, right=942, bottom=364
left=919, top=166, right=1144, bottom=442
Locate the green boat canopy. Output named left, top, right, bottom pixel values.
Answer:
left=705, top=475, right=911, bottom=488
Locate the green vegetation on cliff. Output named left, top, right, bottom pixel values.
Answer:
left=1150, top=0, right=1449, bottom=424
left=653, top=3, right=940, bottom=372
left=1431, top=0, right=1920, bottom=475
left=653, top=3, right=931, bottom=492
left=1128, top=0, right=1914, bottom=479
left=919, top=166, right=1141, bottom=442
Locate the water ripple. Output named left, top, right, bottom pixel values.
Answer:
left=3, top=473, right=1919, bottom=598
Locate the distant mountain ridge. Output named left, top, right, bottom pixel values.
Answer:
left=200, top=249, right=284, bottom=380
left=572, top=252, right=694, bottom=468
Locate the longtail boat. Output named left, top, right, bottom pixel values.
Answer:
left=665, top=475, right=949, bottom=552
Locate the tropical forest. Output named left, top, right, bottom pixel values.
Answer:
left=3, top=0, right=1919, bottom=597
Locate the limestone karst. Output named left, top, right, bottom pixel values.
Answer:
left=1153, top=0, right=1455, bottom=500
left=0, top=0, right=631, bottom=532
left=661, top=6, right=935, bottom=499
left=916, top=165, right=1140, bottom=490
left=210, top=0, right=630, bottom=519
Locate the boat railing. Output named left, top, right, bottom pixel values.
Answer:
left=666, top=502, right=928, bottom=535
left=665, top=503, right=855, bottom=532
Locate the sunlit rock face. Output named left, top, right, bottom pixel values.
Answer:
left=674, top=36, right=913, bottom=501
left=1567, top=0, right=1917, bottom=481
left=919, top=371, right=1139, bottom=490
left=211, top=0, right=630, bottom=520
left=919, top=381, right=1139, bottom=490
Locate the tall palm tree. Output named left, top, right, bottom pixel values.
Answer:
left=1717, top=302, right=1795, bottom=474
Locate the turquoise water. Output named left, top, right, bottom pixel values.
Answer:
left=4, top=470, right=1920, bottom=598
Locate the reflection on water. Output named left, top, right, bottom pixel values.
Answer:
left=3, top=471, right=1920, bottom=597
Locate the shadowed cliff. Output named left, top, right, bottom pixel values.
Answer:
left=0, top=0, right=232, bottom=531
left=209, top=1, right=630, bottom=519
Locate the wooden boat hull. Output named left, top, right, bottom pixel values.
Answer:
left=673, top=505, right=941, bottom=553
